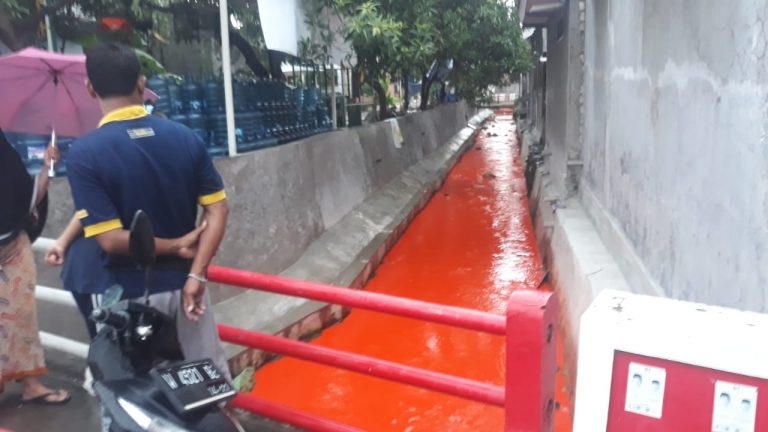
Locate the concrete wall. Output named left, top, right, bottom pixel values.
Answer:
left=522, top=29, right=547, bottom=133
left=37, top=102, right=472, bottom=304
left=544, top=0, right=585, bottom=198
left=582, top=0, right=768, bottom=312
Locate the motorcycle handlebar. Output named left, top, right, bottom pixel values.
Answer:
left=91, top=308, right=130, bottom=330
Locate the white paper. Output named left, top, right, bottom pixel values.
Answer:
left=624, top=362, right=666, bottom=419
left=712, top=381, right=757, bottom=432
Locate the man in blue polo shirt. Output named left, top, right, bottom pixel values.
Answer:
left=66, top=43, right=230, bottom=378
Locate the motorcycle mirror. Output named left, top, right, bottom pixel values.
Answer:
left=129, top=210, right=156, bottom=268
left=101, top=285, right=124, bottom=308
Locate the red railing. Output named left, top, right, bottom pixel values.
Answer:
left=209, top=265, right=558, bottom=432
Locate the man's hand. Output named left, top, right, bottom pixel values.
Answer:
left=35, top=139, right=60, bottom=204
left=45, top=242, right=66, bottom=266
left=175, top=220, right=207, bottom=259
left=182, top=277, right=206, bottom=321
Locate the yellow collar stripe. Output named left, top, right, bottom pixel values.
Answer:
left=98, top=105, right=149, bottom=128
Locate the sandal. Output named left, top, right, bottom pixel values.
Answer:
left=20, top=389, right=71, bottom=405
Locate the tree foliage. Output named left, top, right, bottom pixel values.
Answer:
left=2, top=0, right=531, bottom=113
left=0, top=0, right=270, bottom=77
left=299, top=0, right=530, bottom=114
left=439, top=0, right=532, bottom=104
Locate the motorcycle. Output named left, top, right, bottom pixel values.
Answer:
left=87, top=210, right=243, bottom=432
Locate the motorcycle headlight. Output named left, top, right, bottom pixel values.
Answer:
left=117, top=397, right=192, bottom=432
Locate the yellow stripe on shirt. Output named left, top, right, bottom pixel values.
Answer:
left=198, top=190, right=227, bottom=206
left=98, top=105, right=149, bottom=128
left=84, top=219, right=123, bottom=238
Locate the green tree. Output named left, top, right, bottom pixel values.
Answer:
left=0, top=0, right=271, bottom=78
left=300, top=0, right=438, bottom=118
left=337, top=1, right=402, bottom=118
left=301, top=0, right=531, bottom=115
left=386, top=0, right=437, bottom=112
left=437, top=0, right=531, bottom=105
left=1, top=0, right=74, bottom=50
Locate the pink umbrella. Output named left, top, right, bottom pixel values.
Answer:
left=0, top=47, right=157, bottom=137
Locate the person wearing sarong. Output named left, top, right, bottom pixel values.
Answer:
left=0, top=128, right=70, bottom=405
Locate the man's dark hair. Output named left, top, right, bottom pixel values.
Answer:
left=85, top=43, right=141, bottom=98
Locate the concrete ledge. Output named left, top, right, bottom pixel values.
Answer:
left=218, top=109, right=493, bottom=374
left=545, top=196, right=632, bottom=346
left=580, top=185, right=665, bottom=299
left=528, top=159, right=631, bottom=394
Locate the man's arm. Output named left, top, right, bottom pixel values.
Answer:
left=182, top=200, right=229, bottom=320
left=45, top=215, right=83, bottom=266
left=94, top=222, right=207, bottom=258
left=66, top=140, right=206, bottom=260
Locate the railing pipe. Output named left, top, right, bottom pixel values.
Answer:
left=219, top=325, right=506, bottom=407
left=209, top=266, right=506, bottom=335
left=231, top=394, right=362, bottom=432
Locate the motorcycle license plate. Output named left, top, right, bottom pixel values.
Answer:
left=149, top=359, right=236, bottom=413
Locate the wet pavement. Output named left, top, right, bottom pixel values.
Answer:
left=0, top=349, right=296, bottom=431
left=0, top=350, right=100, bottom=431
left=252, top=111, right=574, bottom=431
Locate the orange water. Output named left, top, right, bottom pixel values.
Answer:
left=252, top=112, right=573, bottom=431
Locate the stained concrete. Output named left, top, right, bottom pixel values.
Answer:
left=582, top=1, right=768, bottom=312
left=217, top=110, right=492, bottom=366
left=527, top=1, right=768, bottom=328
left=530, top=165, right=631, bottom=348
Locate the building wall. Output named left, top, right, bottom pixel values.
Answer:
left=544, top=0, right=585, bottom=198
left=582, top=0, right=768, bottom=311
left=522, top=28, right=546, bottom=132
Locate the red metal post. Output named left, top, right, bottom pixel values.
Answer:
left=209, top=265, right=506, bottom=335
left=505, top=290, right=558, bottom=432
left=219, top=324, right=506, bottom=407
left=231, top=393, right=363, bottom=432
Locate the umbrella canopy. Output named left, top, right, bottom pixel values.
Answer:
left=0, top=48, right=156, bottom=137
